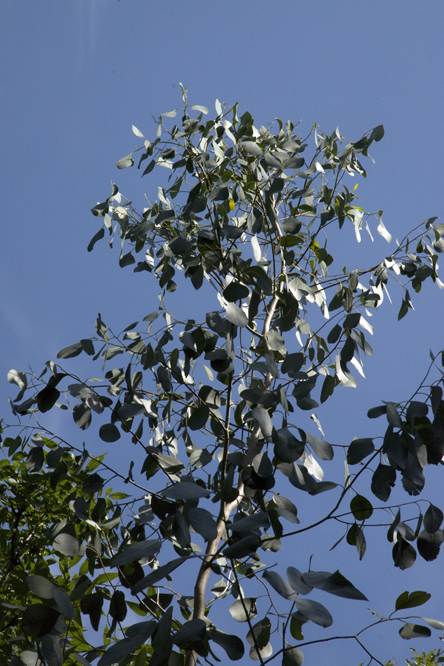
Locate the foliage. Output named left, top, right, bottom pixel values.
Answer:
left=386, top=648, right=444, bottom=666
left=2, top=87, right=444, bottom=665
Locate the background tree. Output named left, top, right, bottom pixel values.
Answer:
left=2, top=89, right=444, bottom=666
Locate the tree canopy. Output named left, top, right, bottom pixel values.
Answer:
left=2, top=87, right=444, bottom=666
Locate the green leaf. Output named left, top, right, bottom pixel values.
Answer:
left=225, top=302, right=249, bottom=327
left=150, top=607, right=173, bottom=666
left=347, top=438, right=374, bottom=464
left=320, top=375, right=336, bottom=403
left=223, top=534, right=261, bottom=558
left=161, top=481, right=211, bottom=500
left=229, top=598, right=258, bottom=623
left=27, top=575, right=54, bottom=600
left=406, top=401, right=429, bottom=418
left=131, top=558, right=187, bottom=594
left=302, top=570, right=368, bottom=601
left=57, top=342, right=83, bottom=359
left=111, top=539, right=161, bottom=567
left=371, top=464, right=396, bottom=501
left=223, top=281, right=250, bottom=302
left=7, top=369, right=28, bottom=403
left=246, top=617, right=271, bottom=650
left=263, top=570, right=298, bottom=601
left=188, top=508, right=218, bottom=541
left=273, top=495, right=299, bottom=524
left=117, top=154, right=134, bottom=169
left=283, top=646, right=304, bottom=666
left=350, top=495, right=373, bottom=520
left=305, top=433, right=333, bottom=461
left=395, top=591, right=432, bottom=611
left=99, top=423, right=121, bottom=442
left=422, top=617, right=444, bottom=631
left=367, top=405, right=387, bottom=419
left=423, top=503, right=443, bottom=533
left=242, top=141, right=263, bottom=157
left=287, top=567, right=313, bottom=595
left=21, top=604, right=60, bottom=638
left=98, top=621, right=156, bottom=666
left=109, top=590, right=127, bottom=622
left=190, top=104, right=209, bottom=114
left=73, top=402, right=92, bottom=430
left=393, top=537, right=417, bottom=570
left=370, top=125, right=385, bottom=142
left=173, top=618, right=206, bottom=649
left=399, top=623, right=431, bottom=640
left=52, top=587, right=75, bottom=619
left=53, top=532, right=86, bottom=557
left=88, top=227, right=105, bottom=252
left=417, top=529, right=443, bottom=561
left=188, top=403, right=210, bottom=431
left=209, top=628, right=245, bottom=661
left=252, top=406, right=274, bottom=439
left=295, top=597, right=333, bottom=627
left=229, top=511, right=270, bottom=534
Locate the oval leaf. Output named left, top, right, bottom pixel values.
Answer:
left=225, top=303, right=249, bottom=328
left=99, top=423, right=121, bottom=443
left=111, top=539, right=161, bottom=567
left=161, top=481, right=210, bottom=500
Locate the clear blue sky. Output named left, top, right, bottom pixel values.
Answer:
left=1, top=2, right=444, bottom=664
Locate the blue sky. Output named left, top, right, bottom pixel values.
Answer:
left=1, top=2, right=444, bottom=664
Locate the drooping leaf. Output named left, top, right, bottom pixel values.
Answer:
left=117, top=153, right=134, bottom=169
left=52, top=587, right=75, bottom=619
left=21, top=604, right=60, bottom=638
left=392, top=536, right=417, bottom=569
left=347, top=438, right=374, bottom=464
left=223, top=534, right=261, bottom=558
left=423, top=503, right=444, bottom=533
left=229, top=598, right=258, bottom=623
left=283, top=646, right=304, bottom=666
left=27, top=575, right=54, bottom=600
left=53, top=533, right=86, bottom=557
left=225, top=302, right=249, bottom=328
left=399, top=623, right=431, bottom=640
left=57, top=342, right=83, bottom=359
left=111, top=539, right=161, bottom=567
left=73, top=402, right=92, bottom=430
left=229, top=511, right=270, bottom=535
left=305, top=433, right=333, bottom=461
left=98, top=621, right=156, bottom=666
left=371, top=464, right=396, bottom=501
left=422, top=617, right=444, bottom=631
left=263, top=570, right=298, bottom=601
left=417, top=529, right=443, bottom=561
left=150, top=607, right=173, bottom=666
left=301, top=570, right=368, bottom=601
left=188, top=507, right=218, bottom=541
left=160, top=481, right=211, bottom=500
left=350, top=495, right=373, bottom=521
left=294, top=597, right=333, bottom=628
left=246, top=617, right=271, bottom=650
left=131, top=557, right=187, bottom=594
left=287, top=567, right=313, bottom=596
left=252, top=406, right=274, bottom=439
left=173, top=619, right=207, bottom=649
left=273, top=495, right=299, bottom=524
left=208, top=628, right=245, bottom=661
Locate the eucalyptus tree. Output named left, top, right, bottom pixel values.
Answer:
left=2, top=86, right=444, bottom=666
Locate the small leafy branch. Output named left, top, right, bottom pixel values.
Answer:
left=2, top=87, right=444, bottom=666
